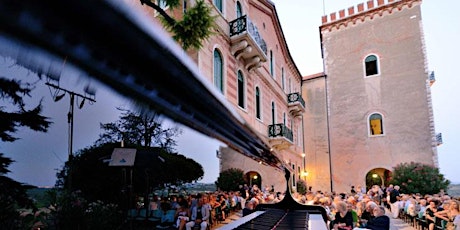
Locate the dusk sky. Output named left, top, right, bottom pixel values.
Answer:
left=1, top=0, right=459, bottom=188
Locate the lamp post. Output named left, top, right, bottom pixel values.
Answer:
left=301, top=153, right=306, bottom=181
left=46, top=81, right=96, bottom=190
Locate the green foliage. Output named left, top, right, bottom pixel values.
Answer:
left=55, top=190, right=122, bottom=230
left=56, top=142, right=204, bottom=205
left=171, top=0, right=216, bottom=50
left=0, top=73, right=50, bottom=229
left=296, top=179, right=307, bottom=195
left=97, top=108, right=181, bottom=151
left=0, top=77, right=51, bottom=142
left=215, top=168, right=245, bottom=191
left=0, top=154, right=36, bottom=229
left=146, top=0, right=216, bottom=50
left=390, top=162, right=450, bottom=195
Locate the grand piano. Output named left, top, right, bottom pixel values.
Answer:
left=0, top=0, right=328, bottom=229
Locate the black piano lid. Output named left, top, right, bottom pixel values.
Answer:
left=256, top=167, right=328, bottom=223
left=0, top=0, right=284, bottom=170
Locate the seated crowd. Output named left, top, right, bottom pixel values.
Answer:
left=131, top=183, right=459, bottom=230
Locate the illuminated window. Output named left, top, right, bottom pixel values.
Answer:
left=364, top=54, right=379, bottom=76
left=369, top=113, right=384, bottom=135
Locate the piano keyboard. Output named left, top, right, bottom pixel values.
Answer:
left=216, top=209, right=328, bottom=230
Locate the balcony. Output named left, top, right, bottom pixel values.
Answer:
left=287, top=92, right=305, bottom=117
left=268, top=123, right=293, bottom=151
left=229, top=15, right=267, bottom=71
left=429, top=71, right=436, bottom=86
left=436, top=133, right=443, bottom=146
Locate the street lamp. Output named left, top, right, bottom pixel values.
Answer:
left=301, top=153, right=306, bottom=181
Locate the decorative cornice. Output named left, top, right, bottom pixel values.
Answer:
left=320, top=0, right=421, bottom=32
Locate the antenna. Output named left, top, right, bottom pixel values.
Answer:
left=323, top=0, right=326, bottom=15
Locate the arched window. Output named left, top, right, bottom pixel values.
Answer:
left=214, top=0, right=223, bottom=13
left=255, top=87, right=261, bottom=119
left=237, top=70, right=245, bottom=108
left=213, top=49, right=223, bottom=92
left=236, top=1, right=243, bottom=18
left=369, top=113, right=384, bottom=135
left=364, top=54, right=379, bottom=76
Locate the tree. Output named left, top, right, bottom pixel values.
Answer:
left=0, top=153, right=36, bottom=228
left=96, top=108, right=181, bottom=151
left=215, top=168, right=245, bottom=191
left=389, top=162, right=450, bottom=195
left=296, top=179, right=307, bottom=195
left=140, top=0, right=216, bottom=50
left=56, top=142, right=204, bottom=204
left=0, top=77, right=51, bottom=142
left=1, top=75, right=51, bottom=228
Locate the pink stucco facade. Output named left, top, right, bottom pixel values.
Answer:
left=304, top=0, right=439, bottom=193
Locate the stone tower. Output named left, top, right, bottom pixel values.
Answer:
left=303, top=0, right=440, bottom=193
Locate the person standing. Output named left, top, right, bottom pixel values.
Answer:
left=389, top=185, right=401, bottom=218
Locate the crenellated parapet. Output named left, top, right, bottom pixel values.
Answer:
left=320, top=0, right=421, bottom=32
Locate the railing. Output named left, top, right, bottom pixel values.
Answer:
left=287, top=92, right=305, bottom=108
left=229, top=15, right=267, bottom=55
left=436, top=133, right=443, bottom=146
left=429, top=71, right=435, bottom=82
left=268, top=124, right=293, bottom=142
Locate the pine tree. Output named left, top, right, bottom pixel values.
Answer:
left=140, top=0, right=216, bottom=50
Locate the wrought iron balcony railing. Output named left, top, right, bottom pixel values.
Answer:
left=287, top=92, right=305, bottom=108
left=436, top=133, right=443, bottom=146
left=229, top=15, right=267, bottom=55
left=429, top=71, right=436, bottom=86
left=268, top=124, right=293, bottom=142
left=287, top=92, right=305, bottom=117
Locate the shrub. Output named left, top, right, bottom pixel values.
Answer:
left=390, top=162, right=450, bottom=195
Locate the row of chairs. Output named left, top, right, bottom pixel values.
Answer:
left=127, top=208, right=176, bottom=228
left=399, top=210, right=448, bottom=230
